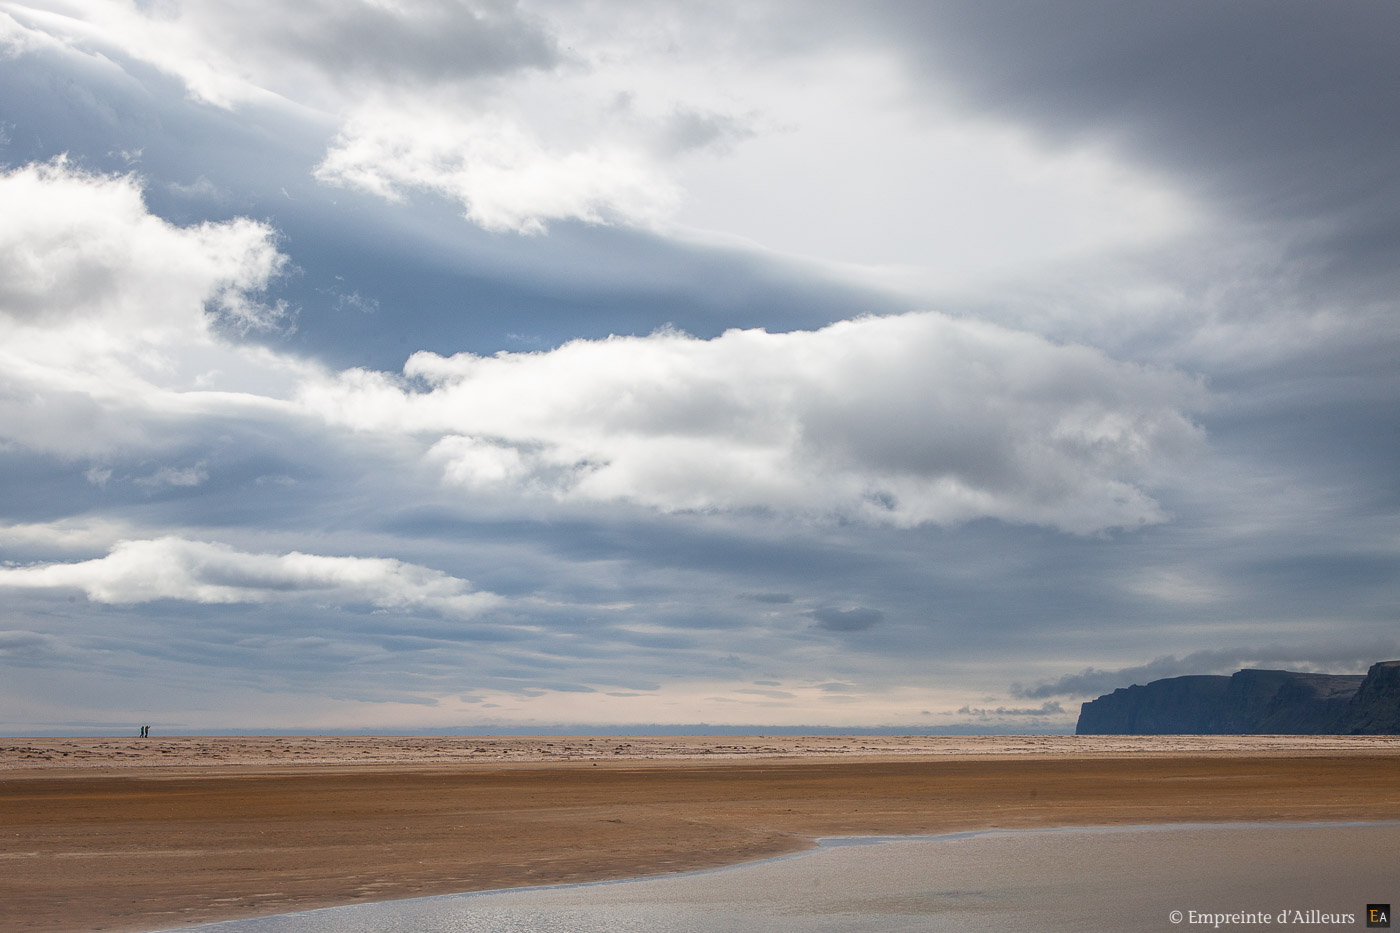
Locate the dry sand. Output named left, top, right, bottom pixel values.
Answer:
left=3, top=735, right=1399, bottom=932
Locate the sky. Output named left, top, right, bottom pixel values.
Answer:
left=1, top=1, right=1397, bottom=735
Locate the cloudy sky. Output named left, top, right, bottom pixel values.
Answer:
left=1, top=1, right=1396, bottom=734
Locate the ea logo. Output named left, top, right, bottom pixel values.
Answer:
left=1367, top=904, right=1391, bottom=928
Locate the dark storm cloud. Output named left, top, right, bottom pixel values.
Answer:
left=868, top=2, right=1400, bottom=214
left=861, top=0, right=1400, bottom=290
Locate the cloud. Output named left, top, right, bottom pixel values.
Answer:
left=1, top=0, right=560, bottom=110
left=864, top=2, right=1400, bottom=297
left=300, top=312, right=1203, bottom=533
left=0, top=158, right=284, bottom=333
left=5, top=2, right=699, bottom=237
left=744, top=593, right=794, bottom=604
left=0, top=159, right=291, bottom=459
left=956, top=701, right=1064, bottom=718
left=315, top=108, right=680, bottom=233
left=808, top=607, right=884, bottom=632
left=237, top=0, right=560, bottom=91
left=0, top=629, right=66, bottom=657
left=1014, top=641, right=1400, bottom=699
left=0, top=536, right=501, bottom=616
left=134, top=462, right=209, bottom=489
left=655, top=105, right=756, bottom=157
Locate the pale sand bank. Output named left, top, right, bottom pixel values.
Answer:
left=4, top=733, right=1399, bottom=772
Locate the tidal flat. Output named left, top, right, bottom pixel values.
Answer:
left=2, top=735, right=1398, bottom=931
left=167, top=822, right=1400, bottom=933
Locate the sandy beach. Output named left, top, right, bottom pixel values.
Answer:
left=3, top=735, right=1399, bottom=932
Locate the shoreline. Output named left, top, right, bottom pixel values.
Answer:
left=160, top=819, right=1400, bottom=931
left=4, top=736, right=1400, bottom=932
left=163, top=818, right=1400, bottom=918
left=167, top=821, right=1400, bottom=933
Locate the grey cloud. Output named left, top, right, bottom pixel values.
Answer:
left=134, top=463, right=209, bottom=490
left=0, top=630, right=65, bottom=656
left=871, top=3, right=1400, bottom=204
left=1015, top=641, right=1400, bottom=699
left=744, top=593, right=794, bottom=604
left=656, top=106, right=756, bottom=156
left=957, top=701, right=1064, bottom=718
left=32, top=0, right=565, bottom=106
left=808, top=607, right=884, bottom=632
left=326, top=689, right=441, bottom=706
left=264, top=0, right=562, bottom=85
left=861, top=1, right=1400, bottom=291
left=1013, top=651, right=1248, bottom=700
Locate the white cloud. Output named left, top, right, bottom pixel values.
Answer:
left=0, top=144, right=1202, bottom=541
left=4, top=2, right=1193, bottom=269
left=315, top=107, right=679, bottom=233
left=301, top=313, right=1204, bottom=534
left=0, top=158, right=283, bottom=333
left=0, top=517, right=135, bottom=553
left=0, top=536, right=502, bottom=616
left=0, top=159, right=290, bottom=457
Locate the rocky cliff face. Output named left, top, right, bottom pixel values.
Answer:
left=1076, top=662, right=1398, bottom=734
left=1345, top=660, right=1400, bottom=733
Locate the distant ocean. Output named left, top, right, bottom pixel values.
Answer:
left=169, top=822, right=1399, bottom=933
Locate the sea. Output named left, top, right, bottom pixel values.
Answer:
left=168, top=822, right=1398, bottom=932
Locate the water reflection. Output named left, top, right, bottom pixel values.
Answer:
left=170, top=823, right=1400, bottom=933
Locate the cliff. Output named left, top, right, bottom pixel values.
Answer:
left=1076, top=661, right=1399, bottom=734
left=1345, top=660, right=1400, bottom=733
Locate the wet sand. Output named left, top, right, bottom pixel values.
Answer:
left=3, top=735, right=1399, bottom=932
left=175, top=824, right=1400, bottom=933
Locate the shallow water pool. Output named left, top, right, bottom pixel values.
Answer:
left=168, top=822, right=1399, bottom=932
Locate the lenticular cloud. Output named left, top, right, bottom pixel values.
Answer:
left=300, top=313, right=1204, bottom=534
